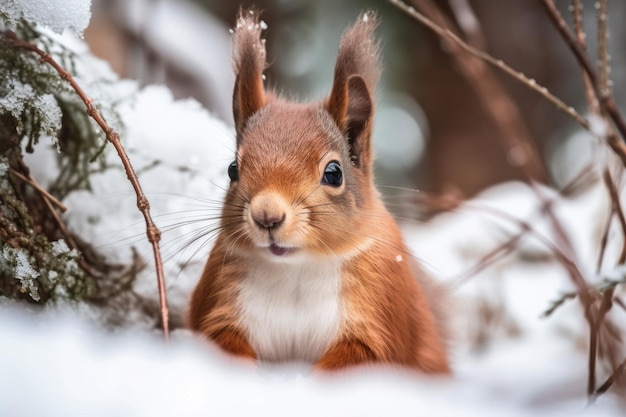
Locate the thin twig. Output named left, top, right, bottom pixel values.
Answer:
left=588, top=287, right=616, bottom=395
left=454, top=230, right=525, bottom=286
left=596, top=204, right=614, bottom=273
left=540, top=0, right=626, bottom=142
left=597, top=0, right=610, bottom=96
left=603, top=169, right=626, bottom=263
left=572, top=0, right=626, bottom=169
left=572, top=0, right=617, bottom=273
left=613, top=296, right=626, bottom=317
left=10, top=168, right=67, bottom=212
left=407, top=0, right=546, bottom=181
left=595, top=355, right=626, bottom=396
left=5, top=31, right=170, bottom=339
left=444, top=165, right=594, bottom=285
left=463, top=202, right=587, bottom=286
left=388, top=0, right=590, bottom=130
left=572, top=0, right=601, bottom=115
left=572, top=1, right=626, bottom=393
left=39, top=185, right=82, bottom=259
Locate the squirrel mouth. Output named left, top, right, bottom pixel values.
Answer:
left=268, top=244, right=294, bottom=257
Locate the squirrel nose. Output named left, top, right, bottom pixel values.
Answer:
left=253, top=212, right=285, bottom=230
left=249, top=193, right=287, bottom=231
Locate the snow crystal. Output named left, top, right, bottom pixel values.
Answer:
left=0, top=247, right=40, bottom=301
left=0, top=157, right=8, bottom=176
left=1, top=79, right=36, bottom=120
left=35, top=93, right=63, bottom=151
left=0, top=79, right=62, bottom=149
left=3, top=0, right=92, bottom=35
left=51, top=239, right=71, bottom=256
left=260, top=20, right=268, bottom=30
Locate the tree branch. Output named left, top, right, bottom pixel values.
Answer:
left=5, top=31, right=170, bottom=339
left=540, top=0, right=626, bottom=142
left=387, top=0, right=590, bottom=131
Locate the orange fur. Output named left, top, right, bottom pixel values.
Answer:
left=188, top=9, right=450, bottom=374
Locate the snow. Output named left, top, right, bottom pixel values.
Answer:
left=0, top=247, right=40, bottom=301
left=0, top=79, right=63, bottom=149
left=2, top=1, right=625, bottom=414
left=0, top=307, right=622, bottom=417
left=51, top=239, right=72, bottom=256
left=0, top=156, right=8, bottom=176
left=3, top=0, right=92, bottom=35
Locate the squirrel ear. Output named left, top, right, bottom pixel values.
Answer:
left=326, top=11, right=380, bottom=169
left=232, top=9, right=267, bottom=137
left=344, top=75, right=373, bottom=168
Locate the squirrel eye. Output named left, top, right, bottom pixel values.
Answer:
left=321, top=161, right=342, bottom=187
left=228, top=161, right=239, bottom=182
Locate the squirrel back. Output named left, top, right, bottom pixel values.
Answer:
left=188, top=10, right=450, bottom=373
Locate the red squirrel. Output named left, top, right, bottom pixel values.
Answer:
left=188, top=9, right=450, bottom=373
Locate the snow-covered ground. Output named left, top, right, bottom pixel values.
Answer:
left=2, top=1, right=625, bottom=415
left=0, top=304, right=622, bottom=417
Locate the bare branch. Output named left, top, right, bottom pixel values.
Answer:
left=540, top=0, right=626, bottom=143
left=595, top=355, right=626, bottom=396
left=572, top=0, right=601, bottom=114
left=406, top=0, right=547, bottom=181
left=603, top=169, right=626, bottom=263
left=5, top=31, right=170, bottom=339
left=571, top=0, right=626, bottom=170
left=10, top=168, right=66, bottom=212
left=597, top=0, right=610, bottom=96
left=388, top=0, right=590, bottom=131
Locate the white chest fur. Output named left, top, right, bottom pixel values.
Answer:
left=237, top=258, right=342, bottom=363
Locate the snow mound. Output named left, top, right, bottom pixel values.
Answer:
left=0, top=307, right=621, bottom=417
left=3, top=0, right=92, bottom=35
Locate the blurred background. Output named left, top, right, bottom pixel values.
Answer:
left=84, top=0, right=626, bottom=199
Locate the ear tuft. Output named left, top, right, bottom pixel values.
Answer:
left=232, top=8, right=268, bottom=135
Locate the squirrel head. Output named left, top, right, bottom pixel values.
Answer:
left=223, top=9, right=381, bottom=262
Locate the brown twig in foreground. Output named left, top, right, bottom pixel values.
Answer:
left=5, top=31, right=170, bottom=339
